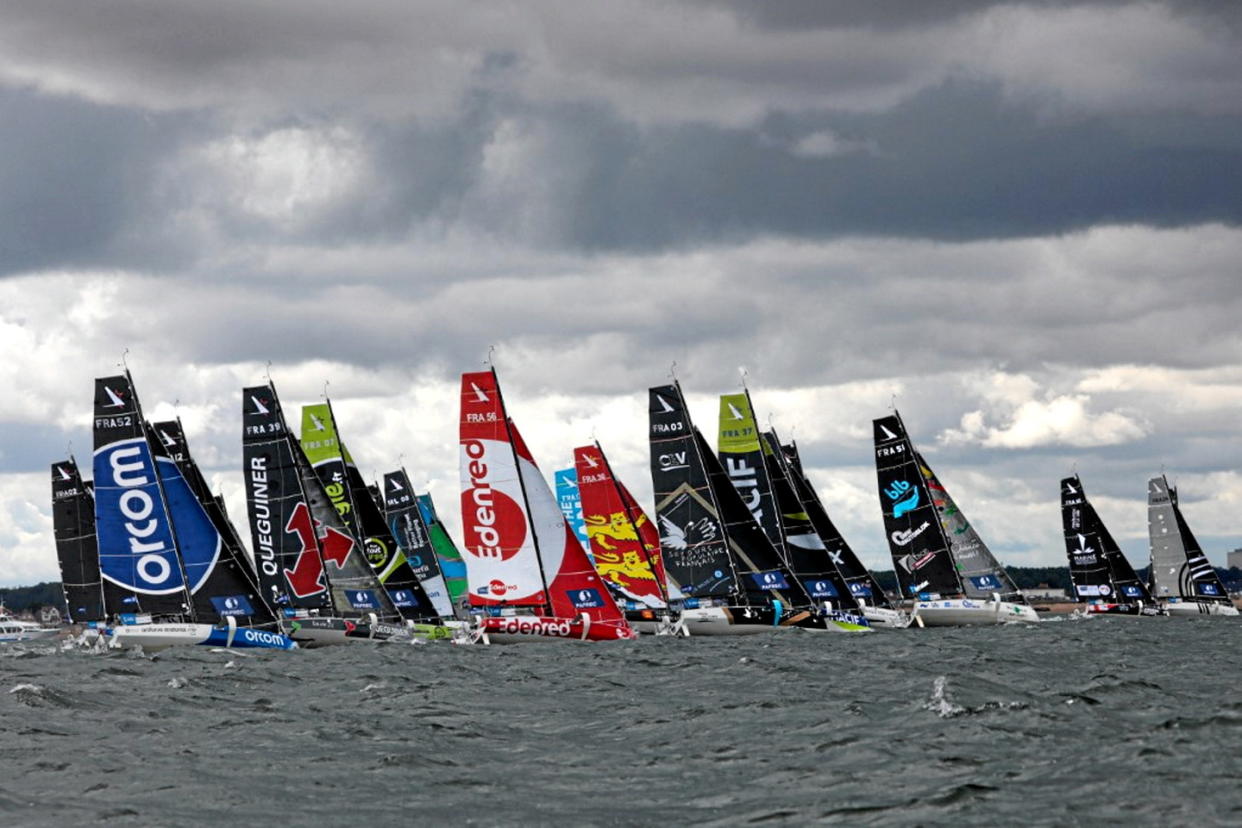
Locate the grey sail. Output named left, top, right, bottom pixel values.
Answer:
left=1147, top=475, right=1231, bottom=604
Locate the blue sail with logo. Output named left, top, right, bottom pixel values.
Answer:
left=554, top=467, right=590, bottom=556
left=92, top=374, right=192, bottom=618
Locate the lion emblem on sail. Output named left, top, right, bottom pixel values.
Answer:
left=585, top=511, right=662, bottom=601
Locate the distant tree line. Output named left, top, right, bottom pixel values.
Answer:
left=0, top=582, right=65, bottom=613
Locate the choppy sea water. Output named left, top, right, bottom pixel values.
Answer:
left=2, top=615, right=1240, bottom=826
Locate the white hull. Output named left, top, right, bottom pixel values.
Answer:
left=912, top=599, right=1040, bottom=627
left=862, top=605, right=912, bottom=629
left=1162, top=600, right=1240, bottom=617
left=678, top=606, right=783, bottom=636
left=109, top=622, right=296, bottom=652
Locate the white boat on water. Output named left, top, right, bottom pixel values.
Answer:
left=874, top=411, right=1040, bottom=627
left=1147, top=475, right=1240, bottom=618
left=910, top=595, right=1040, bottom=627
left=109, top=616, right=296, bottom=652
left=0, top=612, right=61, bottom=644
left=861, top=603, right=912, bottom=629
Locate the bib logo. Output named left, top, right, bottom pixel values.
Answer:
left=570, top=588, right=605, bottom=609
left=807, top=580, right=838, bottom=598
left=348, top=590, right=378, bottom=610
left=493, top=617, right=573, bottom=637
left=884, top=480, right=920, bottom=518
left=95, top=438, right=184, bottom=594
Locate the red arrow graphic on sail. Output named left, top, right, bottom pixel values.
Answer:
left=283, top=502, right=327, bottom=598
left=319, top=526, right=354, bottom=569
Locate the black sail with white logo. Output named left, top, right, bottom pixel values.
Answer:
left=778, top=438, right=893, bottom=608
left=1061, top=474, right=1149, bottom=603
left=92, top=373, right=192, bottom=619
left=648, top=383, right=738, bottom=600
left=1147, top=474, right=1231, bottom=605
left=873, top=413, right=961, bottom=598
left=383, top=468, right=454, bottom=619
left=301, top=400, right=439, bottom=623
left=241, top=383, right=335, bottom=614
left=51, top=458, right=105, bottom=623
left=153, top=418, right=277, bottom=627
left=759, top=433, right=859, bottom=610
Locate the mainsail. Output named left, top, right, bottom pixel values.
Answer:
left=92, top=374, right=192, bottom=619
left=778, top=438, right=893, bottom=608
left=1061, top=475, right=1151, bottom=602
left=152, top=419, right=276, bottom=626
left=649, top=382, right=799, bottom=608
left=300, top=402, right=440, bottom=622
left=417, top=492, right=470, bottom=614
left=459, top=369, right=629, bottom=632
left=574, top=443, right=669, bottom=609
left=382, top=468, right=455, bottom=618
left=51, top=458, right=105, bottom=623
left=1147, top=475, right=1231, bottom=604
left=554, top=467, right=590, bottom=553
left=241, top=382, right=398, bottom=620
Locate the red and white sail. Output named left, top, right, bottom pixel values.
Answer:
left=574, top=444, right=669, bottom=609
left=458, top=371, right=547, bottom=608
left=508, top=424, right=630, bottom=634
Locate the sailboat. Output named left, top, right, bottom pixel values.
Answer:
left=458, top=369, right=635, bottom=642
left=717, top=391, right=871, bottom=631
left=382, top=467, right=463, bottom=621
left=874, top=411, right=1038, bottom=626
left=772, top=437, right=908, bottom=628
left=416, top=492, right=471, bottom=617
left=1147, top=474, right=1239, bottom=617
left=51, top=458, right=105, bottom=626
left=300, top=401, right=449, bottom=639
left=1060, top=474, right=1161, bottom=616
left=574, top=442, right=683, bottom=635
left=94, top=373, right=296, bottom=651
left=241, top=381, right=417, bottom=646
left=649, top=381, right=867, bottom=633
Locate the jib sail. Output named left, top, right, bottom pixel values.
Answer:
left=1062, top=475, right=1150, bottom=602
left=417, top=492, right=470, bottom=616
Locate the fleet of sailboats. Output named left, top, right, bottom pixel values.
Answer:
left=29, top=364, right=1240, bottom=651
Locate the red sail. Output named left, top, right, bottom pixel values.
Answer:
left=574, top=444, right=669, bottom=609
left=458, top=371, right=547, bottom=608
left=507, top=423, right=633, bottom=638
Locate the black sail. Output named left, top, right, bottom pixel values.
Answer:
left=759, top=433, right=859, bottom=610
left=1062, top=475, right=1150, bottom=603
left=873, top=413, right=961, bottom=598
left=649, top=383, right=739, bottom=599
left=241, top=384, right=335, bottom=614
left=151, top=419, right=277, bottom=626
left=301, top=401, right=439, bottom=623
left=649, top=383, right=798, bottom=608
left=1148, top=475, right=1231, bottom=604
left=778, top=438, right=893, bottom=608
left=51, top=458, right=105, bottom=623
left=92, top=374, right=192, bottom=619
left=383, top=468, right=454, bottom=619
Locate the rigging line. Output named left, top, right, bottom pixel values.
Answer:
left=322, top=379, right=330, bottom=401
left=668, top=360, right=677, bottom=381
left=485, top=344, right=496, bottom=368
left=264, top=360, right=273, bottom=383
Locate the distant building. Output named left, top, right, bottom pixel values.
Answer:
left=1021, top=588, right=1067, bottom=602
left=1229, top=549, right=1242, bottom=570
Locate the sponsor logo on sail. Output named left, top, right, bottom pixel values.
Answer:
left=95, top=438, right=183, bottom=593
left=658, top=451, right=688, bottom=472
left=848, top=582, right=873, bottom=597
left=347, top=590, right=379, bottom=610
left=210, top=594, right=255, bottom=617
left=884, top=480, right=920, bottom=518
left=656, top=395, right=675, bottom=414
left=806, top=579, right=838, bottom=598
left=727, top=402, right=744, bottom=421
left=891, top=521, right=930, bottom=546
left=581, top=453, right=600, bottom=468
left=748, top=571, right=789, bottom=590
left=103, top=386, right=126, bottom=408
left=879, top=424, right=897, bottom=441
left=470, top=382, right=489, bottom=403
left=250, top=395, right=270, bottom=415
left=462, top=439, right=526, bottom=561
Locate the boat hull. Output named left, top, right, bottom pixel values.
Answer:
left=281, top=616, right=453, bottom=647
left=912, top=599, right=1040, bottom=626
left=1085, top=602, right=1166, bottom=617
left=479, top=615, right=637, bottom=643
left=110, top=623, right=297, bottom=652
left=0, top=628, right=61, bottom=643
left=862, top=605, right=912, bottom=628
left=1162, top=600, right=1240, bottom=617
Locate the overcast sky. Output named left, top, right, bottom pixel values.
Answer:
left=3, top=0, right=1242, bottom=587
